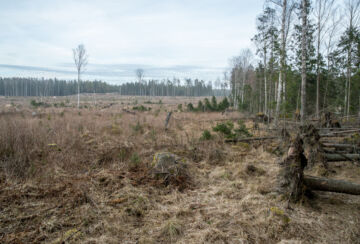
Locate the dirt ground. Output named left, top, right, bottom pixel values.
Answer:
left=0, top=94, right=359, bottom=244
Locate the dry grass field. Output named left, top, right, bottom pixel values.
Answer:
left=0, top=94, right=360, bottom=244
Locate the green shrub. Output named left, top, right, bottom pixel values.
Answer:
left=30, top=100, right=50, bottom=108
left=212, top=121, right=251, bottom=139
left=197, top=100, right=204, bottom=112
left=133, top=105, right=151, bottom=112
left=204, top=98, right=212, bottom=111
left=200, top=130, right=212, bottom=140
left=218, top=97, right=230, bottom=111
left=234, top=120, right=252, bottom=137
left=130, top=152, right=141, bottom=169
left=187, top=103, right=195, bottom=111
left=213, top=122, right=234, bottom=138
left=211, top=96, right=218, bottom=111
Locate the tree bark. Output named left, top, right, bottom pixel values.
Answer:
left=275, top=0, right=287, bottom=124
left=264, top=49, right=268, bottom=116
left=77, top=71, right=80, bottom=109
left=304, top=175, right=360, bottom=195
left=300, top=0, right=307, bottom=123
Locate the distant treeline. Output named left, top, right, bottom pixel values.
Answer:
left=0, top=77, right=227, bottom=97
left=119, top=79, right=222, bottom=96
left=0, top=77, right=118, bottom=97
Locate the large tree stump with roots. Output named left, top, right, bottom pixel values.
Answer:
left=277, top=135, right=308, bottom=202
left=321, top=112, right=341, bottom=128
left=278, top=135, right=360, bottom=203
left=300, top=124, right=327, bottom=169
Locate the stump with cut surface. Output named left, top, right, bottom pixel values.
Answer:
left=151, top=152, right=190, bottom=189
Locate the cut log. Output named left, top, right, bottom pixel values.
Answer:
left=325, top=153, right=360, bottom=162
left=320, top=129, right=360, bottom=137
left=304, top=176, right=360, bottom=195
left=322, top=143, right=360, bottom=150
left=225, top=136, right=277, bottom=143
left=319, top=127, right=358, bottom=131
left=122, top=109, right=136, bottom=115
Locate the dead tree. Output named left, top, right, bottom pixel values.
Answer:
left=73, top=44, right=88, bottom=109
left=165, top=112, right=172, bottom=130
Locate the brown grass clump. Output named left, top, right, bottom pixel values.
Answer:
left=160, top=219, right=183, bottom=242
left=0, top=118, right=46, bottom=179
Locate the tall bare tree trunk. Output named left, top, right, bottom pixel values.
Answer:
left=315, top=0, right=335, bottom=117
left=346, top=47, right=352, bottom=119
left=264, top=50, right=268, bottom=116
left=77, top=71, right=80, bottom=108
left=300, top=0, right=307, bottom=123
left=316, top=12, right=321, bottom=118
left=275, top=0, right=287, bottom=124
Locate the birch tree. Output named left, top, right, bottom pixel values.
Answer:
left=313, top=0, right=335, bottom=118
left=323, top=8, right=342, bottom=109
left=73, top=44, right=88, bottom=108
left=135, top=68, right=144, bottom=96
left=269, top=0, right=296, bottom=123
left=300, top=0, right=308, bottom=123
left=230, top=49, right=253, bottom=109
left=343, top=0, right=360, bottom=118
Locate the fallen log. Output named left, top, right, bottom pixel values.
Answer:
left=322, top=143, right=360, bottom=150
left=122, top=109, right=136, bottom=115
left=320, top=129, right=360, bottom=137
left=325, top=153, right=360, bottom=162
left=225, top=136, right=277, bottom=143
left=319, top=127, right=359, bottom=131
left=304, top=176, right=360, bottom=195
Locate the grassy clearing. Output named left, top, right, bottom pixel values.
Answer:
left=0, top=95, right=359, bottom=243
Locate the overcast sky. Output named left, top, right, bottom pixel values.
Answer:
left=0, top=0, right=264, bottom=83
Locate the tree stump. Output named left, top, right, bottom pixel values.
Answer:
left=277, top=135, right=308, bottom=202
